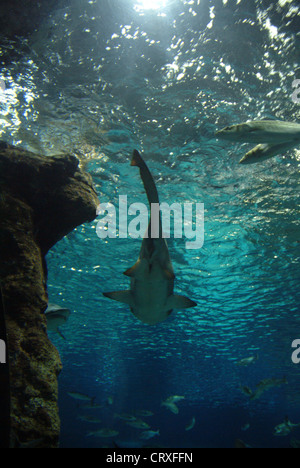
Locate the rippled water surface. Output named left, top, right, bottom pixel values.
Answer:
left=1, top=0, right=300, bottom=448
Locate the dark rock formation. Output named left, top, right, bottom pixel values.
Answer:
left=0, top=287, right=10, bottom=449
left=0, top=0, right=69, bottom=40
left=0, top=142, right=99, bottom=448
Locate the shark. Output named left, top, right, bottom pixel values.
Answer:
left=103, top=149, right=197, bottom=325
left=274, top=417, right=300, bottom=436
left=216, top=119, right=300, bottom=164
left=240, top=377, right=287, bottom=401
left=235, top=354, right=259, bottom=367
left=185, top=417, right=196, bottom=431
left=45, top=303, right=70, bottom=340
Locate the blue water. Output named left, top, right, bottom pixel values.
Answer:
left=1, top=0, right=300, bottom=448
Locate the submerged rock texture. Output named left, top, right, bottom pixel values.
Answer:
left=0, top=142, right=99, bottom=447
left=0, top=0, right=69, bottom=39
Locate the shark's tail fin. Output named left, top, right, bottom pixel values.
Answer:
left=131, top=148, right=143, bottom=167
left=131, top=150, right=160, bottom=207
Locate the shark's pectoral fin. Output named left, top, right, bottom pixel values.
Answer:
left=103, top=290, right=133, bottom=306
left=163, top=267, right=176, bottom=280
left=124, top=265, right=137, bottom=277
left=123, top=259, right=148, bottom=278
left=166, top=295, right=197, bottom=310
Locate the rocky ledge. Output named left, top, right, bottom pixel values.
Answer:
left=0, top=142, right=99, bottom=448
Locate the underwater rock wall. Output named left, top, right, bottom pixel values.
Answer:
left=0, top=143, right=99, bottom=447
left=0, top=0, right=69, bottom=39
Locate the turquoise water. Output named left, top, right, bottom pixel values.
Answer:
left=1, top=0, right=300, bottom=448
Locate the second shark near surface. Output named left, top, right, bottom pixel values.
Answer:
left=103, top=150, right=197, bottom=325
left=216, top=119, right=300, bottom=164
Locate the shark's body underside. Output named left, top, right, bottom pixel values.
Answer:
left=103, top=150, right=197, bottom=325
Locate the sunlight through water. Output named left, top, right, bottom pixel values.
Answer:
left=134, top=0, right=168, bottom=11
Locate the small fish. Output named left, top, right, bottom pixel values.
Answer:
left=126, top=419, right=150, bottom=430
left=106, top=396, right=114, bottom=406
left=240, top=386, right=253, bottom=398
left=161, top=401, right=179, bottom=414
left=114, top=413, right=138, bottom=422
left=136, top=410, right=154, bottom=418
left=274, top=417, right=300, bottom=436
left=45, top=303, right=70, bottom=340
left=235, top=439, right=251, bottom=448
left=87, top=428, right=119, bottom=438
left=290, top=438, right=300, bottom=448
left=185, top=417, right=196, bottom=431
left=241, top=423, right=250, bottom=431
left=68, top=392, right=94, bottom=403
left=139, top=429, right=160, bottom=440
left=161, top=395, right=185, bottom=413
left=236, top=355, right=258, bottom=367
left=77, top=415, right=102, bottom=423
left=81, top=403, right=103, bottom=410
left=167, top=395, right=185, bottom=403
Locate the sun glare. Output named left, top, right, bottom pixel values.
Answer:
left=134, top=0, right=168, bottom=11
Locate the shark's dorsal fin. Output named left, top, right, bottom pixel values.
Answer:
left=103, top=291, right=133, bottom=306
left=166, top=295, right=197, bottom=310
